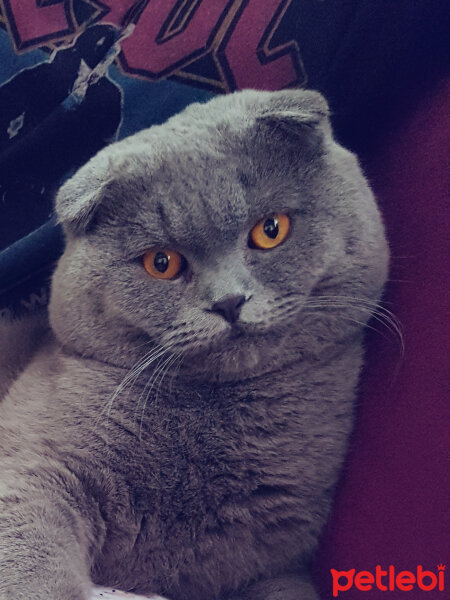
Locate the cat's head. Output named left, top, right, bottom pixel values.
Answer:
left=50, top=89, right=388, bottom=381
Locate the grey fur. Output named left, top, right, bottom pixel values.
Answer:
left=0, top=311, right=48, bottom=401
left=0, top=89, right=388, bottom=600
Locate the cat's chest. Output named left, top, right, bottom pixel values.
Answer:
left=122, top=384, right=303, bottom=524
left=94, top=373, right=349, bottom=594
left=137, top=400, right=263, bottom=509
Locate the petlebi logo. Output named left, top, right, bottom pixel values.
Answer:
left=330, top=564, right=446, bottom=596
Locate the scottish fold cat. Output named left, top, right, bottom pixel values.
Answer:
left=0, top=89, right=388, bottom=600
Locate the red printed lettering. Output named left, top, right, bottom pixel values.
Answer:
left=330, top=564, right=445, bottom=595
left=218, top=0, right=305, bottom=90
left=396, top=571, right=415, bottom=591
left=2, top=0, right=74, bottom=50
left=417, top=566, right=438, bottom=591
left=375, top=565, right=388, bottom=591
left=389, top=565, right=395, bottom=590
left=355, top=571, right=374, bottom=591
left=439, top=566, right=445, bottom=591
left=119, top=0, right=230, bottom=79
left=98, top=0, right=138, bottom=28
left=331, top=569, right=355, bottom=597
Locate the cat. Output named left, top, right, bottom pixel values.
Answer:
left=0, top=89, right=388, bottom=600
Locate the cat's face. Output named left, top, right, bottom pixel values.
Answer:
left=50, top=90, right=388, bottom=380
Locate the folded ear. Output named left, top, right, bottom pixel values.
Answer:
left=255, top=88, right=329, bottom=126
left=55, top=156, right=111, bottom=236
left=253, top=89, right=330, bottom=150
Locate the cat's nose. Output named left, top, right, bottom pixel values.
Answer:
left=211, top=294, right=246, bottom=324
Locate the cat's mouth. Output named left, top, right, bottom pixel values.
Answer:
left=174, top=318, right=290, bottom=381
left=224, top=318, right=274, bottom=341
left=163, top=320, right=259, bottom=356
left=159, top=306, right=296, bottom=362
left=189, top=320, right=272, bottom=356
left=228, top=322, right=247, bottom=339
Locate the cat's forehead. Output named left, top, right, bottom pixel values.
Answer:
left=107, top=134, right=286, bottom=250
left=56, top=89, right=336, bottom=240
left=88, top=88, right=335, bottom=251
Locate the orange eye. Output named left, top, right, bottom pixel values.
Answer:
left=143, top=249, right=184, bottom=280
left=249, top=213, right=290, bottom=249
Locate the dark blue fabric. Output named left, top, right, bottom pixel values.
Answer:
left=0, top=220, right=64, bottom=318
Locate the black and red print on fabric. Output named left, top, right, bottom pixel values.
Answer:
left=1, top=0, right=305, bottom=92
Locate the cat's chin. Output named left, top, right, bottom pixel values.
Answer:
left=176, top=324, right=292, bottom=382
left=183, top=346, right=262, bottom=382
left=178, top=322, right=261, bottom=357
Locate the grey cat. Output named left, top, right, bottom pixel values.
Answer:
left=0, top=89, right=388, bottom=600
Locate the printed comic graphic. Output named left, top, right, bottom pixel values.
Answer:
left=0, top=0, right=306, bottom=92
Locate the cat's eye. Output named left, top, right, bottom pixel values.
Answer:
left=249, top=213, right=290, bottom=249
left=143, top=249, right=185, bottom=280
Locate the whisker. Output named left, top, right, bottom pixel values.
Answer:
left=95, top=343, right=173, bottom=442
left=155, top=352, right=180, bottom=406
left=303, top=296, right=404, bottom=354
left=304, top=303, right=392, bottom=342
left=387, top=278, right=414, bottom=284
left=308, top=294, right=404, bottom=351
left=169, top=351, right=184, bottom=398
left=138, top=352, right=177, bottom=441
left=133, top=353, right=167, bottom=427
